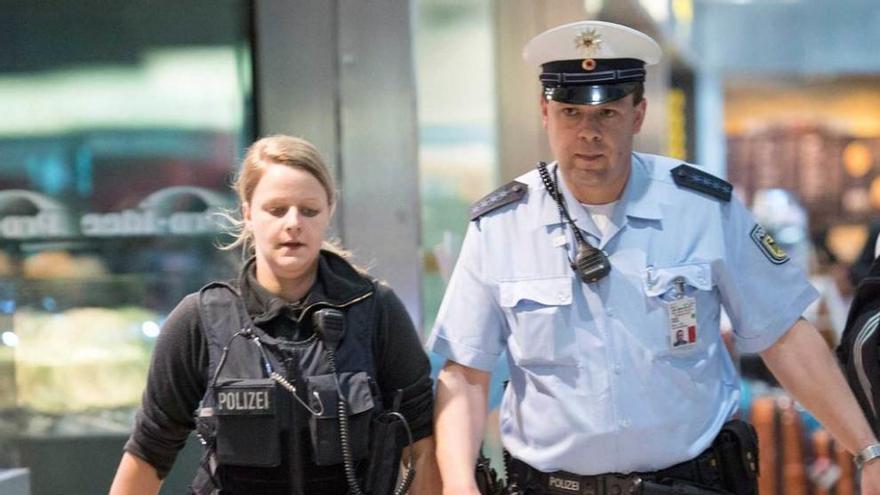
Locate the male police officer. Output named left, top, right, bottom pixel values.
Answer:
left=429, top=20, right=880, bottom=495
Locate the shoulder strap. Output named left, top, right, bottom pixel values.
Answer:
left=197, top=282, right=265, bottom=382
left=469, top=181, right=528, bottom=221
left=671, top=164, right=732, bottom=202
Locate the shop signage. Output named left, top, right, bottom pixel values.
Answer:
left=0, top=187, right=229, bottom=240
left=0, top=190, right=74, bottom=239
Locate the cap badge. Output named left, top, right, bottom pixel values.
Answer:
left=574, top=29, right=603, bottom=56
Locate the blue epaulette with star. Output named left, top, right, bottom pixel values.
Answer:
left=469, top=181, right=528, bottom=221
left=671, top=164, right=732, bottom=202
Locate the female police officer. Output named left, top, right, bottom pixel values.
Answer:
left=110, top=135, right=440, bottom=494
left=430, top=21, right=880, bottom=495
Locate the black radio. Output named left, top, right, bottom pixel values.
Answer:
left=537, top=161, right=611, bottom=284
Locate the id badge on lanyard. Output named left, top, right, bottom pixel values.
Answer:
left=666, top=277, right=697, bottom=349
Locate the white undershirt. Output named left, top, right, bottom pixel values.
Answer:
left=581, top=200, right=618, bottom=239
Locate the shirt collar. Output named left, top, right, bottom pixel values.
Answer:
left=617, top=153, right=663, bottom=222
left=238, top=250, right=374, bottom=325
left=529, top=153, right=663, bottom=231
left=535, top=155, right=662, bottom=243
left=240, top=257, right=312, bottom=324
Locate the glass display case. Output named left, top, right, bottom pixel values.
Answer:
left=0, top=132, right=246, bottom=494
left=0, top=2, right=253, bottom=493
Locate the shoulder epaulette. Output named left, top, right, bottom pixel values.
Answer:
left=469, top=181, right=527, bottom=221
left=671, top=164, right=732, bottom=202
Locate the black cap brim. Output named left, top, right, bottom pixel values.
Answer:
left=544, top=82, right=640, bottom=105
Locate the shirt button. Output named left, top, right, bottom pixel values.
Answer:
left=620, top=419, right=631, bottom=428
left=606, top=306, right=615, bottom=316
left=557, top=292, right=566, bottom=302
left=614, top=364, right=623, bottom=375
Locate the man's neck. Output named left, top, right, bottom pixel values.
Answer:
left=563, top=167, right=631, bottom=205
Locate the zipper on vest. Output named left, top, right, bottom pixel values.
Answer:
left=285, top=345, right=307, bottom=494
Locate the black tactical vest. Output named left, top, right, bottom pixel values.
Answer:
left=190, top=281, right=381, bottom=495
left=838, top=255, right=880, bottom=439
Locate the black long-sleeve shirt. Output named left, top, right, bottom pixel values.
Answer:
left=124, top=255, right=434, bottom=479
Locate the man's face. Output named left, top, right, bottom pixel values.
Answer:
left=541, top=93, right=646, bottom=201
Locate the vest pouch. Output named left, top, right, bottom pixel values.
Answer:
left=306, top=371, right=375, bottom=466
left=213, top=378, right=281, bottom=467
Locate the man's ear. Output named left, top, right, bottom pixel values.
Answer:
left=633, top=98, right=648, bottom=134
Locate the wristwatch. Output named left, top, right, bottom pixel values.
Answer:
left=856, top=443, right=880, bottom=469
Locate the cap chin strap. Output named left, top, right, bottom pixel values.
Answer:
left=544, top=82, right=639, bottom=105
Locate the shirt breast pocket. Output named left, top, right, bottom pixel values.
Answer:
left=499, top=276, right=577, bottom=367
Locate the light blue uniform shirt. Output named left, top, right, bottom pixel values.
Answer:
left=427, top=152, right=818, bottom=475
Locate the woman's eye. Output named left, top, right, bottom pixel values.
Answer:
left=301, top=207, right=319, bottom=218
left=268, top=207, right=287, bottom=217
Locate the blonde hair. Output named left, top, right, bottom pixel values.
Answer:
left=219, top=135, right=339, bottom=255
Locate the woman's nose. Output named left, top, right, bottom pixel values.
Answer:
left=284, top=209, right=302, bottom=231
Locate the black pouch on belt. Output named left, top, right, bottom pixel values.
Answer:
left=213, top=378, right=281, bottom=467
left=713, top=419, right=759, bottom=495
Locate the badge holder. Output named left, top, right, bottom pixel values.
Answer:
left=666, top=277, right=698, bottom=349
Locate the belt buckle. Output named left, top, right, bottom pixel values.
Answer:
left=602, top=474, right=643, bottom=495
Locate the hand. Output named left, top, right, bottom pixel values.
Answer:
left=860, top=460, right=880, bottom=495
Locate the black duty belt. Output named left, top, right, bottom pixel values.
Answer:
left=508, top=447, right=724, bottom=495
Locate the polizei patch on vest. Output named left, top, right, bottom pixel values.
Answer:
left=750, top=224, right=789, bottom=265
left=215, top=384, right=274, bottom=415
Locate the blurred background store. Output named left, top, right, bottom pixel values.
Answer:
left=0, top=0, right=877, bottom=493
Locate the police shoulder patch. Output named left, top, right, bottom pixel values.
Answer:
left=470, top=181, right=527, bottom=221
left=671, top=164, right=732, bottom=202
left=750, top=224, right=789, bottom=264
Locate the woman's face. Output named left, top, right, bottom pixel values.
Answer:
left=243, top=163, right=331, bottom=286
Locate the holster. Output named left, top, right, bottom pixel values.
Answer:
left=189, top=461, right=221, bottom=495
left=475, top=451, right=506, bottom=495
left=712, top=419, right=759, bottom=495
left=190, top=407, right=222, bottom=495
left=364, top=412, right=405, bottom=495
